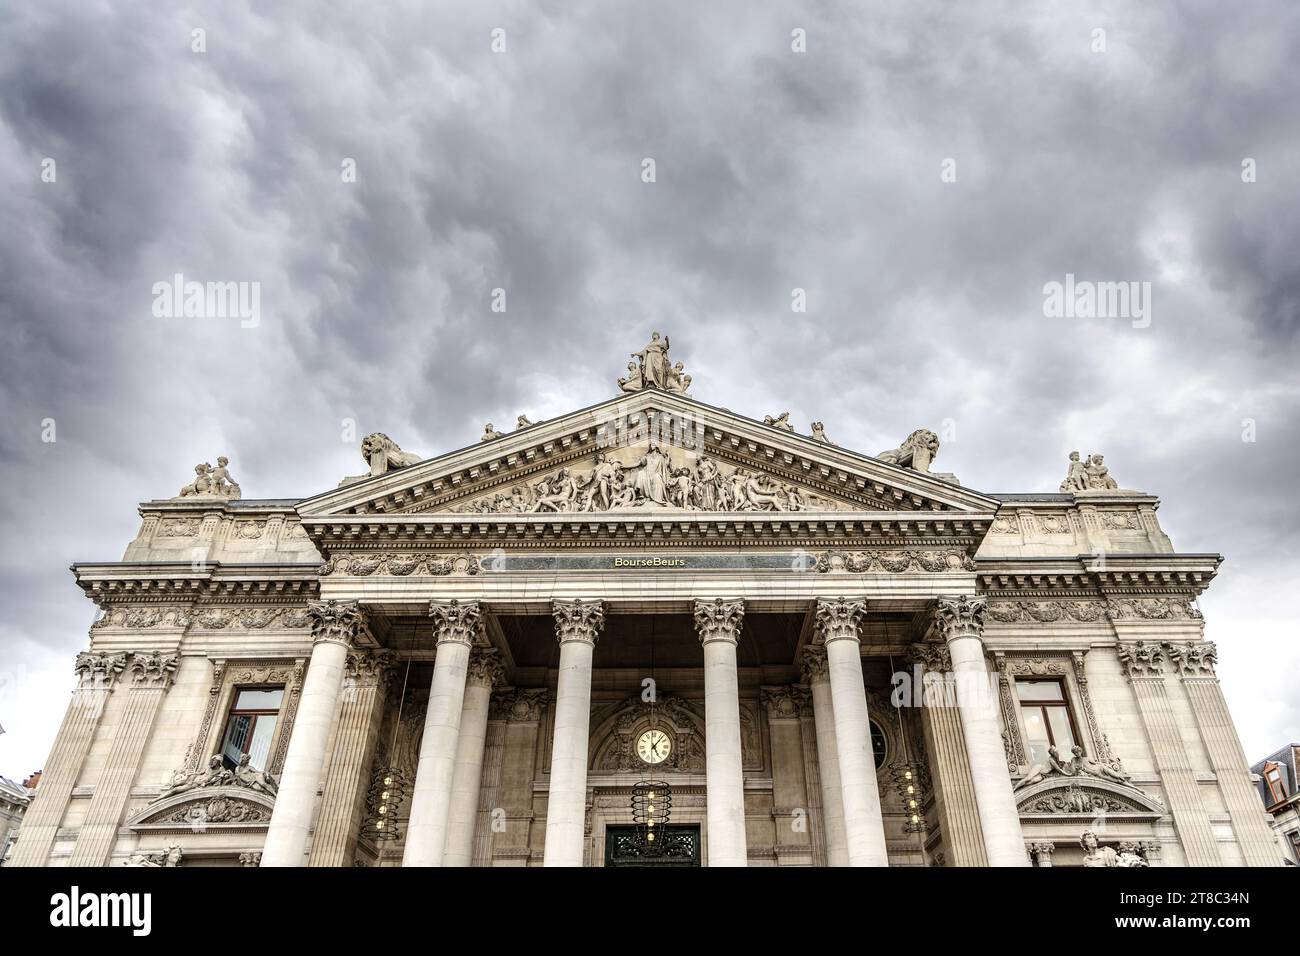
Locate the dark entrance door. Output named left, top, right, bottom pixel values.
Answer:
left=604, top=824, right=702, bottom=867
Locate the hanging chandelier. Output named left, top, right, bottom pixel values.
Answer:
left=630, top=617, right=672, bottom=853
left=365, top=660, right=412, bottom=842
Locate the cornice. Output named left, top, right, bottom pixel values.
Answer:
left=976, top=553, right=1220, bottom=597
left=72, top=563, right=319, bottom=606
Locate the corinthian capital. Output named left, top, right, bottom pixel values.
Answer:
left=74, top=651, right=129, bottom=690
left=128, top=651, right=179, bottom=690
left=694, top=598, right=744, bottom=645
left=800, top=645, right=830, bottom=684
left=1166, top=641, right=1217, bottom=679
left=1116, top=640, right=1167, bottom=679
left=308, top=599, right=365, bottom=648
left=345, top=648, right=397, bottom=686
left=909, top=641, right=952, bottom=672
left=934, top=596, right=987, bottom=644
left=814, top=597, right=865, bottom=645
left=430, top=599, right=484, bottom=646
left=552, top=599, right=605, bottom=646
left=467, top=649, right=506, bottom=688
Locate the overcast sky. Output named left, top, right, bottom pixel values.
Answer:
left=1, top=1, right=1297, bottom=780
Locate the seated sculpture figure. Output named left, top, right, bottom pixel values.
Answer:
left=877, top=428, right=940, bottom=473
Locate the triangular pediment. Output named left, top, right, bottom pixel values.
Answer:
left=297, top=390, right=1000, bottom=519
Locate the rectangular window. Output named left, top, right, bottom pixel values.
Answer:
left=220, top=687, right=284, bottom=772
left=1264, top=764, right=1288, bottom=806
left=1016, top=679, right=1079, bottom=767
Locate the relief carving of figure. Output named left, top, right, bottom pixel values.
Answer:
left=877, top=429, right=940, bottom=473
left=631, top=444, right=672, bottom=505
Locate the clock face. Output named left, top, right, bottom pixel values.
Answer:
left=636, top=729, right=672, bottom=765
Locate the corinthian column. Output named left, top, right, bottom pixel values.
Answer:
left=934, top=596, right=1028, bottom=867
left=403, top=600, right=482, bottom=867
left=695, top=598, right=748, bottom=867
left=262, top=600, right=362, bottom=866
left=308, top=649, right=396, bottom=867
left=543, top=599, right=604, bottom=867
left=9, top=652, right=127, bottom=867
left=800, top=646, right=849, bottom=867
left=814, top=598, right=888, bottom=867
left=443, top=649, right=506, bottom=866
left=70, top=651, right=180, bottom=866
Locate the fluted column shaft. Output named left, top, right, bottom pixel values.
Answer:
left=543, top=600, right=604, bottom=867
left=695, top=599, right=748, bottom=867
left=403, top=600, right=482, bottom=867
left=443, top=649, right=504, bottom=866
left=815, top=598, right=889, bottom=866
left=935, top=596, right=1028, bottom=867
left=308, top=650, right=395, bottom=867
left=9, top=652, right=127, bottom=867
left=801, top=646, right=849, bottom=867
left=70, top=652, right=179, bottom=866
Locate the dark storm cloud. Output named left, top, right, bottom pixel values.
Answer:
left=1, top=0, right=1298, bottom=773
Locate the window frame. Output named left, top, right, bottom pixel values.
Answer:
left=1014, top=677, right=1083, bottom=767
left=219, top=685, right=286, bottom=771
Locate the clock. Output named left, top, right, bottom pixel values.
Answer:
left=636, top=728, right=672, bottom=765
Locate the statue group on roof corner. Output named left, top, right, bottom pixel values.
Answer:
left=619, top=331, right=692, bottom=394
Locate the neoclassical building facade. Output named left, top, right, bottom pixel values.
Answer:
left=10, top=336, right=1280, bottom=867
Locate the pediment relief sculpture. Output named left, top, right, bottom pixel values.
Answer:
left=448, top=443, right=847, bottom=514
left=340, top=432, right=423, bottom=487
left=156, top=753, right=278, bottom=802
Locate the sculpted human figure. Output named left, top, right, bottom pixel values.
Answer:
left=1085, top=454, right=1119, bottom=490
left=1070, top=744, right=1130, bottom=784
left=179, top=462, right=214, bottom=497
left=695, top=456, right=719, bottom=510
left=481, top=423, right=504, bottom=442
left=631, top=331, right=671, bottom=389
left=877, top=429, right=940, bottom=473
left=744, top=472, right=786, bottom=510
left=618, top=361, right=644, bottom=393
left=209, top=456, right=241, bottom=498
left=730, top=468, right=752, bottom=510
left=763, top=411, right=794, bottom=431
left=235, top=752, right=279, bottom=796
left=631, top=444, right=672, bottom=505
left=159, top=762, right=207, bottom=799
left=532, top=469, right=578, bottom=512
left=516, top=415, right=534, bottom=429
left=669, top=467, right=695, bottom=508
left=1059, top=451, right=1089, bottom=492
left=665, top=361, right=692, bottom=394
left=340, top=433, right=423, bottom=485
left=1080, top=830, right=1145, bottom=867
left=590, top=453, right=624, bottom=511
left=810, top=421, right=831, bottom=443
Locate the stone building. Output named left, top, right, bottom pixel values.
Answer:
left=9, top=336, right=1280, bottom=867
left=1251, top=744, right=1300, bottom=865
left=0, top=774, right=33, bottom=863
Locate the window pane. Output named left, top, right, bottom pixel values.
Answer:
left=245, top=716, right=277, bottom=771
left=222, top=714, right=253, bottom=767
left=1016, top=680, right=1064, bottom=702
left=1021, top=706, right=1052, bottom=765
left=1046, top=708, right=1076, bottom=753
left=235, top=688, right=284, bottom=711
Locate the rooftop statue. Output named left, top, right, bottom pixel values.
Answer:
left=339, top=432, right=423, bottom=486
left=481, top=423, right=504, bottom=442
left=877, top=429, right=940, bottom=474
left=763, top=412, right=794, bottom=431
left=810, top=421, right=832, bottom=444
left=177, top=455, right=241, bottom=499
left=620, top=331, right=691, bottom=394
left=1059, top=451, right=1122, bottom=492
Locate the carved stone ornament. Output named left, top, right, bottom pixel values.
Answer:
left=1116, top=640, right=1167, bottom=678
left=814, top=597, right=866, bottom=645
left=799, top=645, right=830, bottom=684
left=763, top=411, right=794, bottom=431
left=760, top=685, right=809, bottom=720
left=1080, top=829, right=1148, bottom=867
left=157, top=753, right=279, bottom=801
left=466, top=649, right=506, bottom=688
left=877, top=429, right=940, bottom=473
left=345, top=649, right=398, bottom=686
left=319, top=551, right=479, bottom=577
left=92, top=607, right=192, bottom=630
left=934, top=595, right=987, bottom=643
left=810, top=421, right=832, bottom=444
left=339, top=432, right=423, bottom=487
left=431, top=599, right=484, bottom=646
left=553, top=599, right=605, bottom=646
left=815, top=549, right=976, bottom=574
left=122, top=845, right=183, bottom=867
left=590, top=695, right=705, bottom=772
left=129, top=652, right=179, bottom=690
left=74, top=651, right=129, bottom=689
left=1013, top=743, right=1133, bottom=791
left=986, top=600, right=1108, bottom=624
left=908, top=641, right=952, bottom=672
left=618, top=331, right=691, bottom=394
left=1059, top=452, right=1124, bottom=493
left=490, top=688, right=547, bottom=722
left=451, top=447, right=839, bottom=514
left=1106, top=598, right=1202, bottom=621
left=1166, top=641, right=1217, bottom=677
left=189, top=606, right=313, bottom=630
left=480, top=423, right=504, bottom=441
left=694, top=598, right=744, bottom=645
left=308, top=599, right=364, bottom=647
left=176, top=455, right=241, bottom=499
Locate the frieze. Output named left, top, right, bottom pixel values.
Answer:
left=319, top=553, right=477, bottom=577
left=93, top=607, right=192, bottom=629
left=1106, top=597, right=1201, bottom=621
left=986, top=600, right=1108, bottom=624
left=814, top=549, right=976, bottom=574
left=1004, top=659, right=1069, bottom=677
left=190, top=606, right=313, bottom=630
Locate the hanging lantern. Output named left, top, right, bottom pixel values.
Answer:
left=630, top=779, right=672, bottom=852
left=365, top=765, right=408, bottom=841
